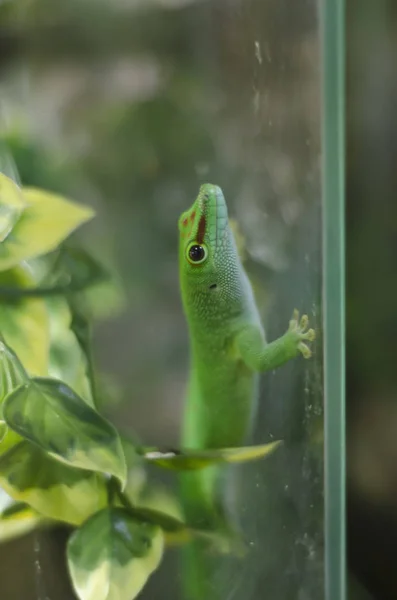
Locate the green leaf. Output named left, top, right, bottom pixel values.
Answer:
left=3, top=378, right=127, bottom=487
left=0, top=427, right=22, bottom=457
left=44, top=246, right=108, bottom=292
left=67, top=294, right=97, bottom=404
left=124, top=476, right=187, bottom=544
left=0, top=441, right=107, bottom=525
left=119, top=471, right=194, bottom=547
left=67, top=293, right=92, bottom=367
left=143, top=440, right=283, bottom=471
left=0, top=173, right=26, bottom=243
left=67, top=508, right=164, bottom=600
left=129, top=478, right=182, bottom=518
left=46, top=297, right=94, bottom=407
left=0, top=320, right=28, bottom=452
left=0, top=265, right=50, bottom=375
left=0, top=338, right=28, bottom=408
left=117, top=496, right=239, bottom=554
left=0, top=185, right=94, bottom=271
left=126, top=506, right=187, bottom=536
left=125, top=505, right=227, bottom=549
left=0, top=247, right=107, bottom=297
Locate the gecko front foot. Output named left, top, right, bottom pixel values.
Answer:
left=287, top=309, right=315, bottom=359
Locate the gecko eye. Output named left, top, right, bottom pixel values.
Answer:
left=186, top=243, right=208, bottom=264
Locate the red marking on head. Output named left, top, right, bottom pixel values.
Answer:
left=182, top=218, right=188, bottom=227
left=190, top=211, right=196, bottom=221
left=196, top=215, right=206, bottom=245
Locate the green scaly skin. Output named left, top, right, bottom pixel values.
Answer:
left=178, top=184, right=315, bottom=598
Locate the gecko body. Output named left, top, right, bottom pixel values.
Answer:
left=178, top=184, right=314, bottom=596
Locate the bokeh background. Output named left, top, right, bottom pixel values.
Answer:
left=3, top=0, right=394, bottom=599
left=347, top=2, right=397, bottom=600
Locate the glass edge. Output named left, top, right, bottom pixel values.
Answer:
left=320, top=0, right=346, bottom=599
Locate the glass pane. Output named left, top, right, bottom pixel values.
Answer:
left=0, top=0, right=339, bottom=599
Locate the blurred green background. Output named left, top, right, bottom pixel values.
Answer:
left=1, top=0, right=379, bottom=599
left=346, top=3, right=397, bottom=600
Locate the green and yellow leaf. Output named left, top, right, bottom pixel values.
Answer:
left=0, top=441, right=107, bottom=526
left=0, top=265, right=50, bottom=375
left=67, top=508, right=164, bottom=600
left=3, top=378, right=127, bottom=487
left=143, top=440, right=283, bottom=471
left=0, top=183, right=94, bottom=271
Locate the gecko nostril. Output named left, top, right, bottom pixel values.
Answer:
left=209, top=283, right=217, bottom=290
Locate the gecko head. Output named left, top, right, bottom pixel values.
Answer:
left=178, top=184, right=235, bottom=296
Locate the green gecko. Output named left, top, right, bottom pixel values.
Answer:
left=178, top=183, right=315, bottom=597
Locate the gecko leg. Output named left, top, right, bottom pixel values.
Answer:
left=236, top=310, right=315, bottom=373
